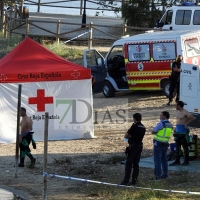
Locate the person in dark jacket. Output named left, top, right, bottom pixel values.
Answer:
left=120, top=113, right=146, bottom=186
left=167, top=55, right=183, bottom=106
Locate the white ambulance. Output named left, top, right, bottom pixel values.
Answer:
left=84, top=29, right=200, bottom=97
left=155, top=3, right=200, bottom=31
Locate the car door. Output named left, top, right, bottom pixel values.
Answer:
left=83, top=49, right=106, bottom=93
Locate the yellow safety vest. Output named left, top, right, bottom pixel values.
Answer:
left=154, top=122, right=173, bottom=143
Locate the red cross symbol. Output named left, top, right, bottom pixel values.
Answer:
left=71, top=70, right=80, bottom=78
left=28, top=89, right=53, bottom=112
left=0, top=74, right=7, bottom=81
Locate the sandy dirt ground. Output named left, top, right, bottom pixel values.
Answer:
left=0, top=90, right=200, bottom=200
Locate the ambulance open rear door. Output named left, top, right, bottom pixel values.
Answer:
left=180, top=63, right=200, bottom=128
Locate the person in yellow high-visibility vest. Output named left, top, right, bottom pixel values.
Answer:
left=149, top=111, right=173, bottom=181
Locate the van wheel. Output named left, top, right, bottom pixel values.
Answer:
left=162, top=80, right=177, bottom=98
left=162, top=80, right=170, bottom=97
left=103, top=82, right=115, bottom=97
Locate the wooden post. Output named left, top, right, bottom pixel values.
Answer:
left=21, top=0, right=24, bottom=17
left=2, top=11, right=5, bottom=35
left=25, top=18, right=29, bottom=37
left=43, top=112, right=49, bottom=200
left=13, top=5, right=18, bottom=27
left=4, top=14, right=7, bottom=38
left=15, top=84, right=22, bottom=178
left=80, top=0, right=83, bottom=15
left=123, top=21, right=127, bottom=36
left=38, top=0, right=41, bottom=12
left=56, top=20, right=60, bottom=43
left=9, top=16, right=11, bottom=39
left=0, top=0, right=4, bottom=18
left=88, top=22, right=93, bottom=49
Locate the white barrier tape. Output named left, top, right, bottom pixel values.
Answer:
left=43, top=172, right=48, bottom=177
left=45, top=173, right=200, bottom=195
left=63, top=31, right=90, bottom=44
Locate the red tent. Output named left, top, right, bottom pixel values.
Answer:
left=0, top=37, right=91, bottom=83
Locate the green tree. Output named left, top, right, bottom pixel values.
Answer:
left=121, top=0, right=160, bottom=27
left=122, top=0, right=183, bottom=27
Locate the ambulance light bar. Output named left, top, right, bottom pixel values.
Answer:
left=182, top=2, right=196, bottom=6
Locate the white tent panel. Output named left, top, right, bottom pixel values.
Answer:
left=0, top=79, right=94, bottom=143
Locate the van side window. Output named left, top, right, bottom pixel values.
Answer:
left=184, top=38, right=200, bottom=57
left=107, top=46, right=123, bottom=60
left=175, top=10, right=191, bottom=25
left=161, top=10, right=173, bottom=25
left=193, top=11, right=200, bottom=25
left=128, top=44, right=150, bottom=62
left=153, top=43, right=176, bottom=61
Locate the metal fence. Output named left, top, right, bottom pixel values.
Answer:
left=2, top=6, right=153, bottom=48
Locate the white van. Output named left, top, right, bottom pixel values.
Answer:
left=84, top=29, right=200, bottom=97
left=155, top=4, right=200, bottom=30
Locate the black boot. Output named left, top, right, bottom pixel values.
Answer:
left=31, top=158, right=36, bottom=165
left=18, top=157, right=25, bottom=167
left=120, top=179, right=129, bottom=186
left=27, top=154, right=36, bottom=166
left=182, top=155, right=189, bottom=165
left=130, top=178, right=138, bottom=185
left=167, top=99, right=172, bottom=106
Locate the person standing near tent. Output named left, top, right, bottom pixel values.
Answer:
left=167, top=55, right=183, bottom=106
left=120, top=113, right=146, bottom=186
left=149, top=111, right=173, bottom=180
left=18, top=107, right=36, bottom=167
left=169, top=101, right=195, bottom=166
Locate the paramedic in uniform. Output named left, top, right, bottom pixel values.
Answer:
left=149, top=111, right=173, bottom=180
left=169, top=101, right=195, bottom=166
left=120, top=113, right=146, bottom=186
left=167, top=55, right=183, bottom=106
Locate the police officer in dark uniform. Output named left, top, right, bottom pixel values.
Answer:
left=120, top=113, right=146, bottom=185
left=167, top=55, right=183, bottom=105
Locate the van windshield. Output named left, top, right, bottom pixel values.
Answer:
left=160, top=10, right=173, bottom=25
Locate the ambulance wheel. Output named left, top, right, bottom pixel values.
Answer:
left=103, top=81, right=115, bottom=97
left=162, top=80, right=176, bottom=98
left=162, top=80, right=170, bottom=97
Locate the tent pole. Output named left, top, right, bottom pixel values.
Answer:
left=43, top=112, right=49, bottom=200
left=15, top=84, right=22, bottom=178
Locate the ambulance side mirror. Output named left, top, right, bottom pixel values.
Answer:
left=155, top=19, right=160, bottom=28
left=97, top=57, right=103, bottom=66
left=159, top=21, right=164, bottom=27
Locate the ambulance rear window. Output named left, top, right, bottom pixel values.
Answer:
left=153, top=42, right=176, bottom=61
left=184, top=38, right=200, bottom=57
left=128, top=44, right=150, bottom=62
